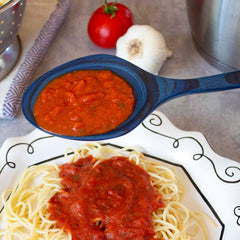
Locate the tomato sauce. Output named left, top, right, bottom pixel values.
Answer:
left=48, top=156, right=164, bottom=240
left=33, top=70, right=135, bottom=136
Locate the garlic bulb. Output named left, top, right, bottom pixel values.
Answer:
left=116, top=25, right=172, bottom=75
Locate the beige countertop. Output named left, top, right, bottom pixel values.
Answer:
left=0, top=0, right=239, bottom=162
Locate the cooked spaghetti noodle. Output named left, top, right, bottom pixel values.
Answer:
left=0, top=143, right=210, bottom=239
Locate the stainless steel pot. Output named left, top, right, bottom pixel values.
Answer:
left=186, top=0, right=240, bottom=71
left=0, top=0, right=26, bottom=80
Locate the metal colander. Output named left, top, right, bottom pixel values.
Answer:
left=0, top=0, right=26, bottom=79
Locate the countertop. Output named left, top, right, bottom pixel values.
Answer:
left=0, top=0, right=239, bottom=163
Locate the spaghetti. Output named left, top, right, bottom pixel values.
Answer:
left=0, top=143, right=210, bottom=239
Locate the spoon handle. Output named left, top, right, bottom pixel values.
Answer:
left=187, top=70, right=240, bottom=93
left=154, top=70, right=240, bottom=107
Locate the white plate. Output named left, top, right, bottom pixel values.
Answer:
left=0, top=110, right=239, bottom=239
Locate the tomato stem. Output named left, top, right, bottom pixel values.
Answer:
left=102, top=0, right=118, bottom=18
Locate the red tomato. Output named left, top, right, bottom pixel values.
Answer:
left=88, top=1, right=134, bottom=49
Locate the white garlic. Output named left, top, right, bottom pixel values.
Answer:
left=116, top=25, right=172, bottom=75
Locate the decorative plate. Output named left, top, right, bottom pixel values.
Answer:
left=0, top=110, right=239, bottom=239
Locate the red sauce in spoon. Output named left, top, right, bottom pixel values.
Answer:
left=33, top=70, right=135, bottom=136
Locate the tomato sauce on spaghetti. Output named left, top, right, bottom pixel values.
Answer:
left=33, top=70, right=135, bottom=136
left=48, top=156, right=164, bottom=240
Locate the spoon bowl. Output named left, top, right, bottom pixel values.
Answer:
left=22, top=54, right=240, bottom=140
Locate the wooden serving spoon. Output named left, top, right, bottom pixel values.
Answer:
left=22, top=54, right=240, bottom=140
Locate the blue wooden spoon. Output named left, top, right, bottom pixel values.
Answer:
left=22, top=54, right=240, bottom=141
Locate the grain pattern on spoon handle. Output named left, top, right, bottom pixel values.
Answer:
left=191, top=70, right=240, bottom=93
left=172, top=70, right=239, bottom=96
left=182, top=71, right=240, bottom=94
left=224, top=71, right=240, bottom=84
left=153, top=70, right=240, bottom=110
